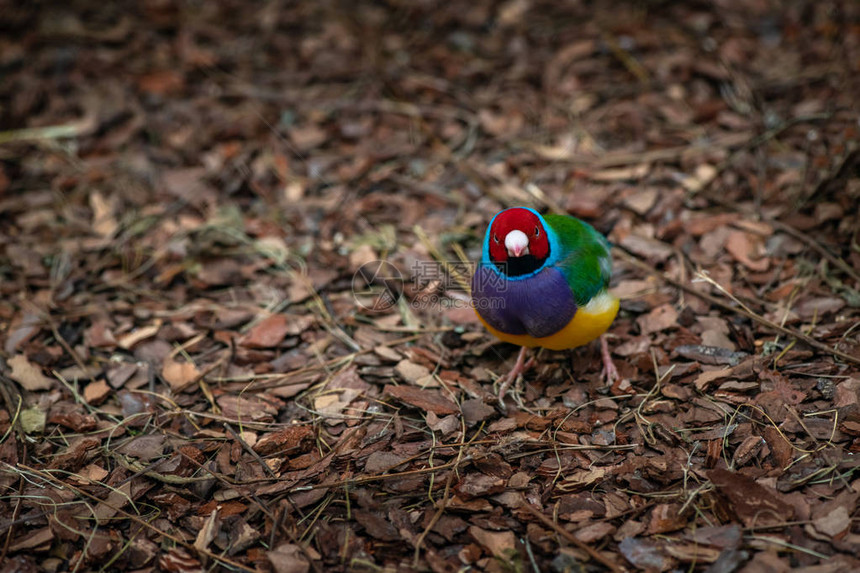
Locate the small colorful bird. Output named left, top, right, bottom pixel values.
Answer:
left=471, top=207, right=619, bottom=408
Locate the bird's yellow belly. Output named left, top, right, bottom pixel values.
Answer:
left=477, top=291, right=619, bottom=351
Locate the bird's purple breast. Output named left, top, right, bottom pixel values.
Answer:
left=471, top=264, right=577, bottom=338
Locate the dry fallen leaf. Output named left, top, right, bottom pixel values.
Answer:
left=254, top=425, right=314, bottom=456
left=557, top=467, right=606, bottom=492
left=20, top=405, right=47, bottom=434
left=810, top=505, right=851, bottom=539
left=289, top=124, right=327, bottom=152
left=161, top=356, right=201, bottom=391
left=708, top=468, right=793, bottom=527
left=354, top=509, right=400, bottom=541
left=647, top=504, right=687, bottom=534
left=83, top=379, right=111, bottom=405
left=574, top=522, right=616, bottom=543
left=118, top=321, right=162, bottom=350
left=457, top=473, right=506, bottom=498
left=394, top=359, right=432, bottom=383
left=623, top=188, right=659, bottom=215
left=384, top=385, right=458, bottom=415
left=8, top=527, right=54, bottom=553
left=619, top=536, right=673, bottom=572
left=240, top=314, right=290, bottom=348
left=589, top=164, right=649, bottom=182
left=194, top=507, right=220, bottom=552
left=619, top=234, right=674, bottom=264
left=8, top=354, right=54, bottom=391
left=4, top=310, right=42, bottom=354
left=267, top=543, right=311, bottom=573
left=725, top=230, right=769, bottom=272
left=637, top=304, right=679, bottom=335
left=468, top=525, right=515, bottom=558
left=89, top=190, right=119, bottom=237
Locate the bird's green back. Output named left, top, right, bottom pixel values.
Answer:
left=544, top=214, right=612, bottom=306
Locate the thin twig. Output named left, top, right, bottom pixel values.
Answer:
left=704, top=192, right=860, bottom=286
left=614, top=248, right=860, bottom=366
left=177, top=450, right=325, bottom=573
left=412, top=467, right=456, bottom=567
left=15, top=464, right=257, bottom=572
left=768, top=219, right=860, bottom=285
left=224, top=422, right=277, bottom=478
left=520, top=497, right=626, bottom=573
left=601, top=31, right=650, bottom=85
left=43, top=314, right=88, bottom=375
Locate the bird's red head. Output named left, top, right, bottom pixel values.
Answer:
left=487, top=208, right=550, bottom=263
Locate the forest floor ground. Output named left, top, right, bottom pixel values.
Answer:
left=1, top=1, right=859, bottom=571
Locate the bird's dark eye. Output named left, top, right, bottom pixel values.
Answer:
left=534, top=226, right=540, bottom=237
left=492, top=234, right=499, bottom=244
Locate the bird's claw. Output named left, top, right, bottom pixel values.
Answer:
left=497, top=346, right=531, bottom=412
left=601, top=359, right=620, bottom=385
left=600, top=335, right=619, bottom=385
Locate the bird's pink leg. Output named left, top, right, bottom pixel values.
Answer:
left=600, top=335, right=619, bottom=385
left=497, top=346, right=532, bottom=410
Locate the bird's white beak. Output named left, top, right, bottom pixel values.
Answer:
left=505, top=230, right=530, bottom=258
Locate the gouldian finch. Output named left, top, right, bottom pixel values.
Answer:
left=471, top=207, right=619, bottom=408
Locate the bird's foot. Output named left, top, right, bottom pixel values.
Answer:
left=497, top=346, right=531, bottom=412
left=600, top=335, right=619, bottom=385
